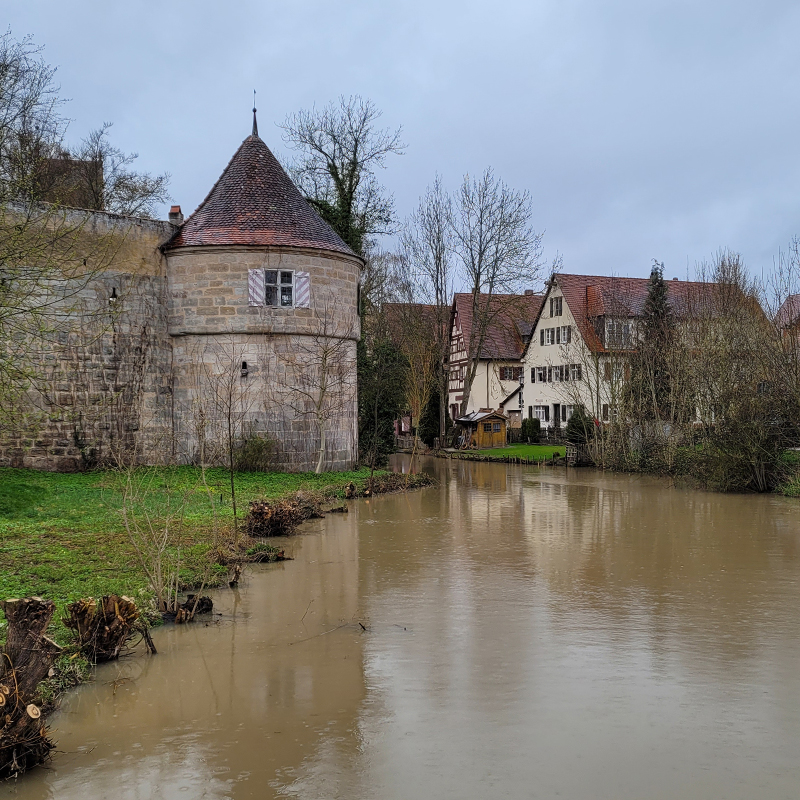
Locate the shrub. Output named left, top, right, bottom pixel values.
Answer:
left=520, top=417, right=541, bottom=443
left=234, top=434, right=276, bottom=473
left=565, top=407, right=592, bottom=445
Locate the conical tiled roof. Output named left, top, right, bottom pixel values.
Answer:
left=166, top=134, right=357, bottom=256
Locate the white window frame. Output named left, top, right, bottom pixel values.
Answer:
left=545, top=328, right=555, bottom=345
left=265, top=269, right=295, bottom=308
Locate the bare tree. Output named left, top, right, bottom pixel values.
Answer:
left=191, top=336, right=264, bottom=527
left=282, top=95, right=405, bottom=255
left=277, top=305, right=357, bottom=473
left=0, top=30, right=66, bottom=201
left=451, top=168, right=543, bottom=415
left=0, top=31, right=169, bottom=429
left=68, top=123, right=170, bottom=217
left=401, top=175, right=453, bottom=438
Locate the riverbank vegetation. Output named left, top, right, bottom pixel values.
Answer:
left=0, top=465, right=387, bottom=644
left=567, top=256, right=800, bottom=493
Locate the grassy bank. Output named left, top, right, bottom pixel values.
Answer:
left=0, top=466, right=379, bottom=644
left=470, top=444, right=565, bottom=460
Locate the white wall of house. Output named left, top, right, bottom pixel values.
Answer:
left=448, top=307, right=523, bottom=419
left=522, top=283, right=623, bottom=427
left=449, top=358, right=522, bottom=417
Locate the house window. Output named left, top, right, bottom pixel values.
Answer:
left=545, top=328, right=555, bottom=345
left=552, top=365, right=562, bottom=382
left=559, top=325, right=571, bottom=344
left=570, top=364, right=582, bottom=381
left=563, top=405, right=575, bottom=422
left=606, top=319, right=632, bottom=349
left=483, top=423, right=492, bottom=432
left=501, top=366, right=523, bottom=381
left=493, top=422, right=501, bottom=432
left=536, top=366, right=547, bottom=383
left=550, top=297, right=563, bottom=317
left=534, top=405, right=549, bottom=422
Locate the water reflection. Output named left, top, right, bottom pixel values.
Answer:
left=11, top=457, right=800, bottom=799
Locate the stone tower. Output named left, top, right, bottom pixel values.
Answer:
left=164, top=121, right=362, bottom=471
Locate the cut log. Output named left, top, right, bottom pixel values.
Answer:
left=63, top=595, right=141, bottom=663
left=0, top=597, right=60, bottom=779
left=181, top=595, right=213, bottom=615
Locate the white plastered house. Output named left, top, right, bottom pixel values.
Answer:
left=448, top=292, right=543, bottom=427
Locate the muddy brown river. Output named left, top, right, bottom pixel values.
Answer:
left=9, top=457, right=800, bottom=799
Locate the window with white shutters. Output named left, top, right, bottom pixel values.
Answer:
left=248, top=269, right=310, bottom=308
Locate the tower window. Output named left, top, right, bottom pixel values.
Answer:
left=265, top=270, right=294, bottom=306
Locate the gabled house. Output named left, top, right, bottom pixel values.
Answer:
left=448, top=292, right=543, bottom=427
left=521, top=273, right=741, bottom=428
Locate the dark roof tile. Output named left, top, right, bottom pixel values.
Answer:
left=166, top=135, right=357, bottom=257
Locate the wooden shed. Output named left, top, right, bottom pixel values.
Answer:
left=456, top=410, right=508, bottom=449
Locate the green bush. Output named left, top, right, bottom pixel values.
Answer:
left=234, top=434, right=277, bottom=473
left=565, top=407, right=592, bottom=446
left=520, top=417, right=541, bottom=443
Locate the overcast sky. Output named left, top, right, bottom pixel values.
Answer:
left=8, top=0, right=800, bottom=281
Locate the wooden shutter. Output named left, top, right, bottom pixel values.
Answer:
left=540, top=329, right=544, bottom=346
left=530, top=368, right=535, bottom=384
left=248, top=269, right=265, bottom=306
left=566, top=325, right=572, bottom=343
left=295, top=271, right=311, bottom=308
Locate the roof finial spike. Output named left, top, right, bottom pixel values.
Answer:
left=252, top=90, right=258, bottom=137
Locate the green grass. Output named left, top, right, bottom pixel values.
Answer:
left=470, top=444, right=565, bottom=460
left=0, top=465, right=375, bottom=643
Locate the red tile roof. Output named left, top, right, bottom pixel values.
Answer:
left=452, top=293, right=544, bottom=360
left=555, top=273, right=749, bottom=353
left=777, top=294, right=800, bottom=328
left=166, top=134, right=357, bottom=257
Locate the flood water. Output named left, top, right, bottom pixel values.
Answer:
left=10, top=457, right=800, bottom=799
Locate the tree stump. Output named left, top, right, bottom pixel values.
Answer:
left=63, top=595, right=140, bottom=663
left=0, top=598, right=61, bottom=779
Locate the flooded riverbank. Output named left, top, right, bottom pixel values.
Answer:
left=11, top=458, right=800, bottom=799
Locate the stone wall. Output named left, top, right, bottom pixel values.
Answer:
left=167, top=244, right=361, bottom=471
left=171, top=333, right=357, bottom=472
left=166, top=245, right=361, bottom=338
left=0, top=221, right=361, bottom=472
left=0, top=214, right=175, bottom=471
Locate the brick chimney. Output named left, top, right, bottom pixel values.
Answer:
left=168, top=205, right=184, bottom=225
left=524, top=289, right=535, bottom=296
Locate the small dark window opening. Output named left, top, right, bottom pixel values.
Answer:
left=109, top=287, right=118, bottom=304
left=241, top=361, right=249, bottom=378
